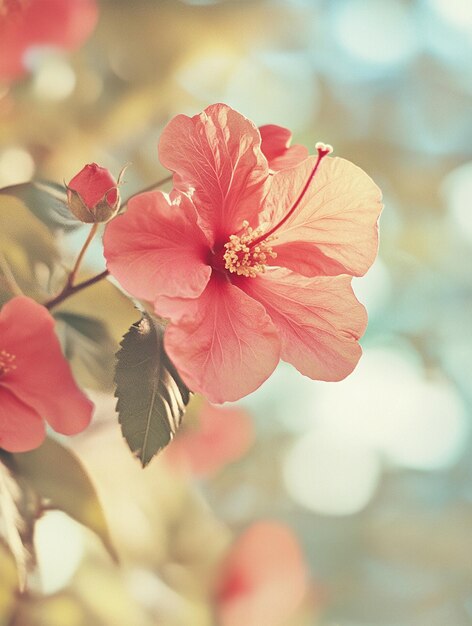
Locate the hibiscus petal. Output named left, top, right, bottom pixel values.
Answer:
left=0, top=388, right=45, bottom=452
left=265, top=240, right=350, bottom=277
left=0, top=297, right=93, bottom=435
left=240, top=269, right=367, bottom=381
left=263, top=156, right=382, bottom=277
left=161, top=276, right=281, bottom=403
left=103, top=190, right=212, bottom=300
left=259, top=124, right=309, bottom=171
left=217, top=522, right=307, bottom=626
left=158, top=103, right=269, bottom=245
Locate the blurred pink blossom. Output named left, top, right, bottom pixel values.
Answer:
left=216, top=521, right=308, bottom=626
left=0, top=0, right=98, bottom=81
left=165, top=401, right=254, bottom=477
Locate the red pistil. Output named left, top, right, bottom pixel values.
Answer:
left=251, top=143, right=332, bottom=247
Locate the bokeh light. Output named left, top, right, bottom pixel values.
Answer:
left=331, top=0, right=418, bottom=68
left=34, top=512, right=85, bottom=595
left=284, top=429, right=381, bottom=515
left=442, top=160, right=472, bottom=242
left=0, top=147, right=35, bottom=187
left=312, top=347, right=468, bottom=471
left=32, top=53, right=77, bottom=101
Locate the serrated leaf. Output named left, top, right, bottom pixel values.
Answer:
left=11, top=438, right=117, bottom=563
left=0, top=458, right=35, bottom=591
left=0, top=180, right=80, bottom=232
left=115, top=315, right=191, bottom=467
left=54, top=311, right=117, bottom=390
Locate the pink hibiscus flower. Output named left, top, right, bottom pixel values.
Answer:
left=0, top=296, right=93, bottom=452
left=0, top=0, right=98, bottom=82
left=104, top=104, right=382, bottom=403
left=216, top=522, right=308, bottom=626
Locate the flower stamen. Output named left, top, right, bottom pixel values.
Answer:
left=223, top=220, right=277, bottom=278
left=0, top=349, right=16, bottom=376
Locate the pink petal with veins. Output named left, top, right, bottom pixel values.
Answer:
left=163, top=275, right=280, bottom=403
left=263, top=156, right=382, bottom=277
left=159, top=103, right=269, bottom=246
left=104, top=190, right=211, bottom=301
left=240, top=269, right=367, bottom=381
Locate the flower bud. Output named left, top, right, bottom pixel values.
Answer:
left=67, top=163, right=120, bottom=223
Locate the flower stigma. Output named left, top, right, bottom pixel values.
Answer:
left=0, top=349, right=16, bottom=377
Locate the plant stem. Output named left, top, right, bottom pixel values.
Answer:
left=44, top=270, right=109, bottom=310
left=67, top=222, right=99, bottom=289
left=43, top=222, right=102, bottom=310
left=122, top=174, right=172, bottom=206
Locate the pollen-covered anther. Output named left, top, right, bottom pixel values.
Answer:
left=223, top=220, right=277, bottom=278
left=0, top=349, right=17, bottom=376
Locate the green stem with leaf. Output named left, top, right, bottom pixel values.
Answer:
left=44, top=222, right=102, bottom=310
left=44, top=270, right=109, bottom=310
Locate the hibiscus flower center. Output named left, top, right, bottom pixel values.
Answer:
left=0, top=349, right=16, bottom=377
left=223, top=220, right=277, bottom=278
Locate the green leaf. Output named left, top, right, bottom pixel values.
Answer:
left=0, top=458, right=36, bottom=591
left=115, top=315, right=191, bottom=467
left=11, top=438, right=117, bottom=563
left=54, top=312, right=117, bottom=390
left=0, top=199, right=59, bottom=275
left=0, top=180, right=80, bottom=232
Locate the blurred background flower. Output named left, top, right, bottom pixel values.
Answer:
left=1, top=0, right=472, bottom=624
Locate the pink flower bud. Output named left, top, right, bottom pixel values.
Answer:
left=67, top=163, right=120, bottom=223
